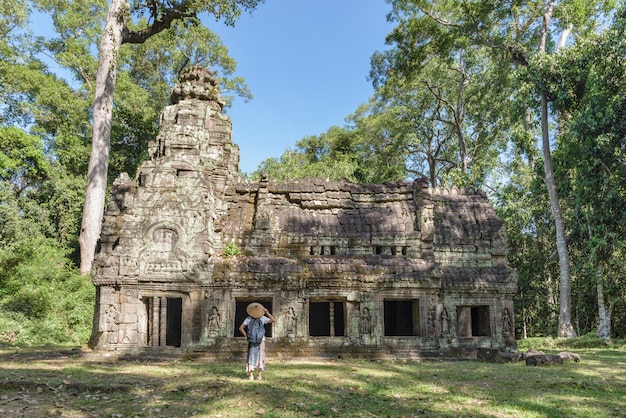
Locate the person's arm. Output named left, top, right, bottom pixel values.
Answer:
left=239, top=322, right=247, bottom=337
left=264, top=308, right=275, bottom=324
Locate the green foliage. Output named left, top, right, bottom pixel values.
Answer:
left=540, top=7, right=626, bottom=338
left=0, top=237, right=94, bottom=346
left=517, top=334, right=626, bottom=351
left=222, top=242, right=243, bottom=257
left=496, top=156, right=561, bottom=337
left=0, top=0, right=30, bottom=41
left=370, top=1, right=525, bottom=188
left=254, top=121, right=407, bottom=184
left=0, top=127, right=49, bottom=191
left=0, top=125, right=89, bottom=346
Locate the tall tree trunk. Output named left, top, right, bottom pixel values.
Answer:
left=540, top=1, right=576, bottom=337
left=79, top=0, right=126, bottom=275
left=587, top=221, right=612, bottom=342
left=596, top=278, right=612, bottom=342
left=541, top=97, right=575, bottom=337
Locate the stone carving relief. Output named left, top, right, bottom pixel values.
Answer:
left=207, top=306, right=221, bottom=337
left=427, top=307, right=439, bottom=338
left=502, top=307, right=515, bottom=345
left=285, top=307, right=297, bottom=337
left=440, top=308, right=450, bottom=336
left=360, top=307, right=372, bottom=336
left=105, top=304, right=119, bottom=344
left=153, top=228, right=178, bottom=258
left=255, top=209, right=271, bottom=230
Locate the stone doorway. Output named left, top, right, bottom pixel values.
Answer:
left=143, top=296, right=182, bottom=347
left=309, top=300, right=346, bottom=337
left=234, top=299, right=273, bottom=337
left=457, top=305, right=491, bottom=337
left=384, top=299, right=421, bottom=336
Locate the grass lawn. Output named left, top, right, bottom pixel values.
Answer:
left=0, top=340, right=625, bottom=417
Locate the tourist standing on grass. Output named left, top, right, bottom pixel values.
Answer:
left=239, top=302, right=275, bottom=380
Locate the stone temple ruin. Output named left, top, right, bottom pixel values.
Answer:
left=90, top=66, right=517, bottom=358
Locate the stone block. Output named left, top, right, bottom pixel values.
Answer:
left=525, top=354, right=563, bottom=366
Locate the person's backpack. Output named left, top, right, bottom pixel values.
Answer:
left=247, top=317, right=266, bottom=344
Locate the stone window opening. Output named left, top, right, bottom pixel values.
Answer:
left=176, top=169, right=194, bottom=177
left=234, top=299, right=273, bottom=338
left=309, top=300, right=345, bottom=337
left=374, top=246, right=408, bottom=256
left=143, top=296, right=182, bottom=347
left=456, top=305, right=491, bottom=337
left=310, top=245, right=338, bottom=256
left=384, top=299, right=420, bottom=336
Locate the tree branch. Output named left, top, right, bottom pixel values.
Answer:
left=121, top=1, right=196, bottom=44
left=419, top=6, right=459, bottom=28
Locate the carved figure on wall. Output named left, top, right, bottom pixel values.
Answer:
left=360, top=307, right=372, bottom=336
left=255, top=210, right=271, bottom=230
left=153, top=228, right=178, bottom=259
left=105, top=304, right=119, bottom=344
left=285, top=307, right=297, bottom=337
left=440, top=308, right=450, bottom=335
left=502, top=307, right=514, bottom=344
left=208, top=306, right=221, bottom=337
left=421, top=210, right=434, bottom=238
left=427, top=308, right=438, bottom=337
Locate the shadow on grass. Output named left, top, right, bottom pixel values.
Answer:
left=0, top=347, right=625, bottom=417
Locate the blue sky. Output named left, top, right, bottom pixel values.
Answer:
left=208, top=0, right=394, bottom=174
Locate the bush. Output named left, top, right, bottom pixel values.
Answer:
left=0, top=238, right=94, bottom=346
left=517, top=334, right=626, bottom=351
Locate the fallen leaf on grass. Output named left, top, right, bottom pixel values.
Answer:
left=311, top=410, right=321, bottom=415
left=255, top=408, right=265, bottom=414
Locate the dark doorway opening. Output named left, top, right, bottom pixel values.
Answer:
left=143, top=296, right=182, bottom=347
left=234, top=299, right=273, bottom=337
left=309, top=300, right=345, bottom=336
left=384, top=300, right=420, bottom=336
left=457, top=305, right=490, bottom=337
left=166, top=298, right=182, bottom=346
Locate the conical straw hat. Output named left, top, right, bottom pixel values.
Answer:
left=246, top=302, right=265, bottom=318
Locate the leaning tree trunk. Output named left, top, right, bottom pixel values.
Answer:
left=540, top=92, right=575, bottom=337
left=539, top=1, right=576, bottom=337
left=79, top=0, right=126, bottom=275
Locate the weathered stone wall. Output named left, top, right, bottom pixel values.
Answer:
left=90, top=66, right=517, bottom=358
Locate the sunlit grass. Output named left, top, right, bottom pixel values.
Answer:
left=0, top=345, right=625, bottom=417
